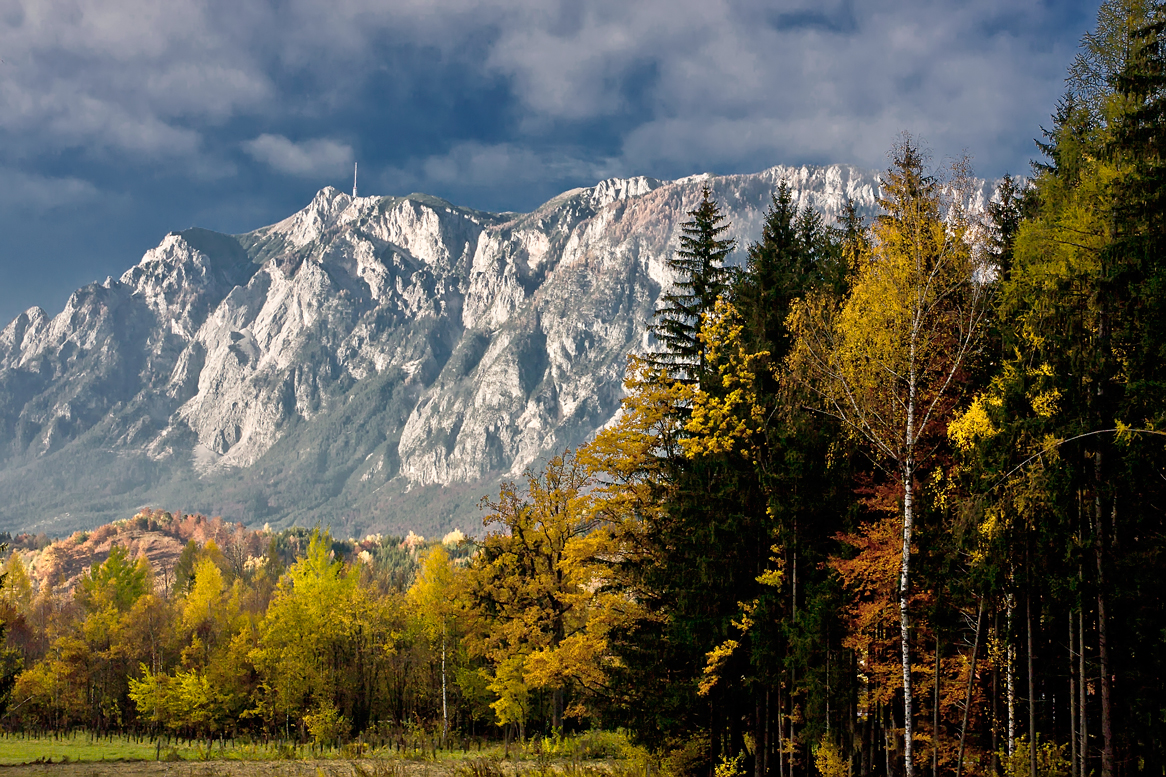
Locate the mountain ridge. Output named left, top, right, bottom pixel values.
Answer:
left=0, top=163, right=890, bottom=538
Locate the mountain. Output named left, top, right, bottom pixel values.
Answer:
left=0, top=165, right=886, bottom=539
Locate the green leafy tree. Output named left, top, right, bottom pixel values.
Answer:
left=251, top=531, right=354, bottom=734
left=407, top=545, right=462, bottom=736
left=77, top=545, right=149, bottom=614
left=960, top=8, right=1166, bottom=774
left=251, top=530, right=400, bottom=738
left=0, top=543, right=21, bottom=710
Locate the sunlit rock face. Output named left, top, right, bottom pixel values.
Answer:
left=0, top=165, right=883, bottom=537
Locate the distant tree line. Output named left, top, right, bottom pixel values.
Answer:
left=0, top=518, right=477, bottom=744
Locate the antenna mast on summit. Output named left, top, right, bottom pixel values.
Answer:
left=352, top=162, right=358, bottom=199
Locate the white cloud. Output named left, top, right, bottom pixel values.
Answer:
left=243, top=134, right=355, bottom=178
left=0, top=0, right=264, bottom=162
left=0, top=169, right=100, bottom=210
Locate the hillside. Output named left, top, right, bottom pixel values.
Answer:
left=5, top=510, right=261, bottom=595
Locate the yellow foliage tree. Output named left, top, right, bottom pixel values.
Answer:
left=407, top=544, right=461, bottom=736
left=251, top=530, right=357, bottom=732
left=465, top=450, right=613, bottom=732
left=682, top=297, right=769, bottom=460
left=788, top=138, right=989, bottom=777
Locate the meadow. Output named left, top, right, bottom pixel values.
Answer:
left=0, top=730, right=633, bottom=777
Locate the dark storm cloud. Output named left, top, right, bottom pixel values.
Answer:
left=0, top=0, right=1097, bottom=324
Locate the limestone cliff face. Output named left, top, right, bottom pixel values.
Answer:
left=0, top=165, right=881, bottom=537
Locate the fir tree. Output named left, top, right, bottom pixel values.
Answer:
left=650, top=186, right=736, bottom=384
left=736, top=182, right=846, bottom=365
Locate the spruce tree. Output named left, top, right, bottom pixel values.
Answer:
left=598, top=184, right=855, bottom=776
left=650, top=186, right=735, bottom=384
left=737, top=182, right=846, bottom=364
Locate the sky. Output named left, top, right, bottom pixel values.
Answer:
left=0, top=0, right=1100, bottom=326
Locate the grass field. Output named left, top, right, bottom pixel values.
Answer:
left=0, top=758, right=416, bottom=776
left=0, top=731, right=355, bottom=765
left=0, top=731, right=630, bottom=777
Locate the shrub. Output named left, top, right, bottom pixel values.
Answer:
left=1000, top=736, right=1071, bottom=777
left=660, top=736, right=709, bottom=777
left=815, top=736, right=847, bottom=777
left=304, top=702, right=350, bottom=748
left=714, top=752, right=745, bottom=777
left=455, top=757, right=506, bottom=777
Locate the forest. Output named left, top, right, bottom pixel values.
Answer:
left=1, top=2, right=1165, bottom=776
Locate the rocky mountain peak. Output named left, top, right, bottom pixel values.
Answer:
left=0, top=306, right=49, bottom=368
left=588, top=176, right=664, bottom=208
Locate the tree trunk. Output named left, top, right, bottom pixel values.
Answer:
left=1069, top=613, right=1077, bottom=777
left=1006, top=597, right=1015, bottom=758
left=885, top=703, right=893, bottom=777
left=933, top=633, right=940, bottom=777
left=441, top=628, right=449, bottom=738
left=755, top=692, right=768, bottom=777
left=1096, top=525, right=1114, bottom=777
left=789, top=673, right=797, bottom=777
left=991, top=613, right=1000, bottom=777
left=900, top=464, right=916, bottom=777
left=1079, top=607, right=1087, bottom=777
left=778, top=683, right=785, bottom=777
left=791, top=538, right=799, bottom=777
left=881, top=704, right=890, bottom=777
left=1092, top=450, right=1113, bottom=777
left=956, top=597, right=985, bottom=777
left=1027, top=583, right=1037, bottom=777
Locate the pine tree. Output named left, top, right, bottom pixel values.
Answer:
left=651, top=186, right=736, bottom=384
left=986, top=174, right=1026, bottom=283
left=591, top=185, right=854, bottom=776
left=955, top=9, right=1166, bottom=775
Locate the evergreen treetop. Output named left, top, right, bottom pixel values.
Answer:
left=650, top=186, right=736, bottom=384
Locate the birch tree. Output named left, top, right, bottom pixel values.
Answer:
left=788, top=137, right=989, bottom=777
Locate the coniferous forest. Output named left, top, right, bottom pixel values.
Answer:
left=1, top=2, right=1166, bottom=776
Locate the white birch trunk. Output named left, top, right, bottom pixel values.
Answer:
left=1007, top=597, right=1016, bottom=757
left=901, top=339, right=918, bottom=777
